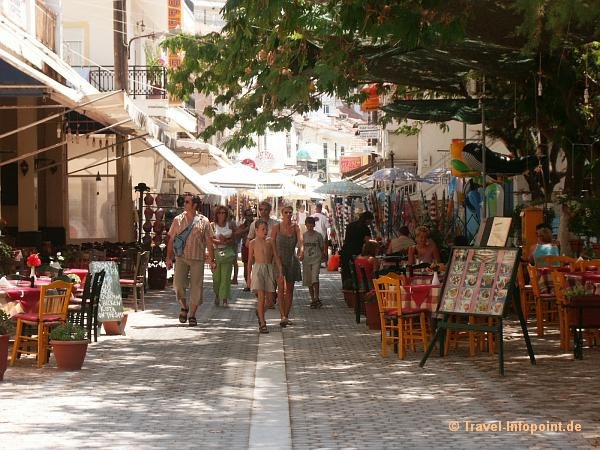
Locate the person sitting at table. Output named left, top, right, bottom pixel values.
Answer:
left=408, top=225, right=441, bottom=266
left=354, top=240, right=380, bottom=289
left=386, top=226, right=415, bottom=256
left=529, top=226, right=559, bottom=266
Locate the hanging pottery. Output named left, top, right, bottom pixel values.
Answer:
left=144, top=193, right=154, bottom=206
left=142, top=235, right=152, bottom=246
left=155, top=208, right=164, bottom=221
left=144, top=207, right=154, bottom=220
left=153, top=221, right=164, bottom=234
left=152, top=234, right=163, bottom=245
left=143, top=221, right=153, bottom=233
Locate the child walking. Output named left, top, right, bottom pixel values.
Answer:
left=301, top=216, right=325, bottom=308
left=248, top=219, right=276, bottom=333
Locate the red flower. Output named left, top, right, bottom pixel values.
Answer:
left=26, top=253, right=41, bottom=268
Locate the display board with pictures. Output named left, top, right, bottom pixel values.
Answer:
left=438, top=247, right=519, bottom=317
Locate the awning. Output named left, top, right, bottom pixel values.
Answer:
left=381, top=99, right=510, bottom=124
left=145, top=137, right=223, bottom=196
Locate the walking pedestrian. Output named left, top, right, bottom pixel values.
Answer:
left=272, top=204, right=302, bottom=327
left=248, top=219, right=276, bottom=333
left=246, top=201, right=279, bottom=306
left=340, top=211, right=374, bottom=289
left=211, top=205, right=237, bottom=307
left=166, top=193, right=215, bottom=327
left=237, top=208, right=254, bottom=291
left=301, top=216, right=325, bottom=308
left=311, top=203, right=331, bottom=266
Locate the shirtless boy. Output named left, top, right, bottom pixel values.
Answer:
left=248, top=219, right=276, bottom=333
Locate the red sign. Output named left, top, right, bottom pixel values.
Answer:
left=340, top=156, right=363, bottom=174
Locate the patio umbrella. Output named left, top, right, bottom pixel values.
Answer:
left=314, top=180, right=369, bottom=197
left=371, top=167, right=418, bottom=183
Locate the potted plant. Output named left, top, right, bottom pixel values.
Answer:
left=48, top=322, right=89, bottom=370
left=0, top=310, right=15, bottom=381
left=0, top=239, right=15, bottom=276
left=102, top=309, right=129, bottom=336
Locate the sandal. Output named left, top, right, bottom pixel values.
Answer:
left=188, top=316, right=197, bottom=327
left=179, top=308, right=188, bottom=323
left=310, top=301, right=318, bottom=309
left=259, top=323, right=269, bottom=334
left=222, top=299, right=229, bottom=308
left=279, top=319, right=288, bottom=328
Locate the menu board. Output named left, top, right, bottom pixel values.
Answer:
left=89, top=261, right=124, bottom=322
left=474, top=217, right=513, bottom=247
left=438, top=247, right=519, bottom=316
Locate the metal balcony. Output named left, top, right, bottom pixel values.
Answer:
left=73, top=65, right=168, bottom=99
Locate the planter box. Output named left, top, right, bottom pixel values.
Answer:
left=148, top=266, right=167, bottom=290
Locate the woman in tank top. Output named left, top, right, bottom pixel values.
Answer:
left=272, top=204, right=303, bottom=327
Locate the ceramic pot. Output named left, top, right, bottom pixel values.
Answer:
left=102, top=314, right=128, bottom=336
left=144, top=207, right=154, bottom=220
left=50, top=340, right=88, bottom=370
left=144, top=193, right=154, bottom=206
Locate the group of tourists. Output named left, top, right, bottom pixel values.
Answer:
left=165, top=194, right=330, bottom=332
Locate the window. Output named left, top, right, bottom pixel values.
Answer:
left=323, top=143, right=328, bottom=160
left=340, top=145, right=345, bottom=156
left=68, top=176, right=116, bottom=240
left=286, top=133, right=292, bottom=159
left=323, top=104, right=330, bottom=115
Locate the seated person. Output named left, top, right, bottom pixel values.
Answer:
left=408, top=225, right=441, bottom=265
left=530, top=226, right=559, bottom=266
left=354, top=240, right=380, bottom=289
left=386, top=226, right=415, bottom=256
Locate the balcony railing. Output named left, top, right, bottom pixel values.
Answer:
left=72, top=66, right=168, bottom=99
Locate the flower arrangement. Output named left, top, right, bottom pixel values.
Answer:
left=26, top=253, right=41, bottom=268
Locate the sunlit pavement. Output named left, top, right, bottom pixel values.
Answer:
left=1, top=270, right=599, bottom=449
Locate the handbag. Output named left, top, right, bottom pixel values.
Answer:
left=173, top=216, right=200, bottom=257
left=214, top=246, right=236, bottom=264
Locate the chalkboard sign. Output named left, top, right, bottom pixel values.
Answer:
left=439, top=247, right=519, bottom=317
left=90, top=261, right=124, bottom=322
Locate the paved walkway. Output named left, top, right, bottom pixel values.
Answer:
left=1, top=271, right=599, bottom=449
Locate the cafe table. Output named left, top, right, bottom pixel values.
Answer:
left=402, top=282, right=441, bottom=314
left=63, top=268, right=89, bottom=286
left=3, top=277, right=53, bottom=314
left=567, top=294, right=600, bottom=359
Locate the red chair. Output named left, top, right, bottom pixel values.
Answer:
left=10, top=280, right=73, bottom=368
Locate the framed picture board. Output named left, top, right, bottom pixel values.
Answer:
left=438, top=246, right=520, bottom=317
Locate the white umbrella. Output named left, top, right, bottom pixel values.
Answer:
left=205, top=164, right=284, bottom=190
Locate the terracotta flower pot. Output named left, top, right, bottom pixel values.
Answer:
left=0, top=334, right=8, bottom=381
left=102, top=314, right=128, bottom=336
left=50, top=340, right=88, bottom=370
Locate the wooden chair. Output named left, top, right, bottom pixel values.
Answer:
left=516, top=263, right=535, bottom=321
left=574, top=258, right=600, bottom=272
left=69, top=270, right=106, bottom=342
left=373, top=275, right=428, bottom=359
left=527, top=264, right=559, bottom=337
left=536, top=255, right=576, bottom=271
left=120, top=251, right=149, bottom=311
left=550, top=270, right=573, bottom=351
left=10, top=280, right=73, bottom=368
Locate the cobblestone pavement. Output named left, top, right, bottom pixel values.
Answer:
left=1, top=270, right=599, bottom=449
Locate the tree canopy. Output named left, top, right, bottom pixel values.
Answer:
left=164, top=0, right=600, bottom=199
